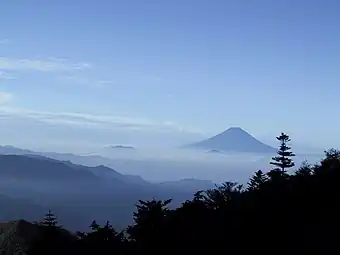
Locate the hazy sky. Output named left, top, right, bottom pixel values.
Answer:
left=0, top=0, right=339, bottom=151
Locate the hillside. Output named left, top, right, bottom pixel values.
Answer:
left=0, top=195, right=45, bottom=223
left=0, top=151, right=149, bottom=185
left=186, top=127, right=276, bottom=153
left=0, top=153, right=202, bottom=231
left=0, top=219, right=77, bottom=255
left=0, top=155, right=98, bottom=181
left=0, top=220, right=40, bottom=255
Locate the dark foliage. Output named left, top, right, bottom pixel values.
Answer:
left=25, top=133, right=340, bottom=254
left=27, top=210, right=77, bottom=255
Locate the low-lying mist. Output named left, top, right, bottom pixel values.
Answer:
left=0, top=145, right=325, bottom=231
left=86, top=147, right=324, bottom=183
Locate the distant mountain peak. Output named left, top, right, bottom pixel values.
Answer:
left=226, top=126, right=243, bottom=131
left=221, top=127, right=248, bottom=134
left=184, top=127, right=275, bottom=154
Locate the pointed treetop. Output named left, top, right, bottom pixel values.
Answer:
left=270, top=132, right=295, bottom=172
left=40, top=209, right=58, bottom=228
left=224, top=127, right=246, bottom=133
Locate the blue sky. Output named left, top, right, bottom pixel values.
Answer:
left=0, top=0, right=339, bottom=151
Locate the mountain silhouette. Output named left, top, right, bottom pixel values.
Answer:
left=0, top=149, right=215, bottom=230
left=185, top=127, right=275, bottom=154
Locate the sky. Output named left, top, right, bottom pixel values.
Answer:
left=0, top=0, right=340, bottom=152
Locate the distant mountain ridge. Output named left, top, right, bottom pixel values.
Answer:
left=185, top=127, right=276, bottom=154
left=0, top=154, right=97, bottom=181
left=0, top=147, right=216, bottom=190
left=0, top=152, right=211, bottom=230
left=0, top=146, right=149, bottom=185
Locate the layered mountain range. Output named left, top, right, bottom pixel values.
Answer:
left=0, top=146, right=215, bottom=231
left=0, top=127, right=283, bottom=230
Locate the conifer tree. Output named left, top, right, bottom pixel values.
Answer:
left=295, top=160, right=312, bottom=177
left=127, top=199, right=172, bottom=244
left=270, top=132, right=295, bottom=172
left=28, top=210, right=64, bottom=255
left=247, top=170, right=268, bottom=191
left=40, top=209, right=58, bottom=228
left=89, top=220, right=100, bottom=232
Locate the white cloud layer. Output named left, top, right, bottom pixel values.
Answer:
left=0, top=106, right=193, bottom=133
left=0, top=57, right=91, bottom=73
left=0, top=105, right=205, bottom=151
left=0, top=71, right=15, bottom=80
left=59, top=75, right=114, bottom=88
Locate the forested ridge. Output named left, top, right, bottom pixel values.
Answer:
left=2, top=133, right=340, bottom=255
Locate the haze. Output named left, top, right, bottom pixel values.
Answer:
left=0, top=0, right=339, bottom=234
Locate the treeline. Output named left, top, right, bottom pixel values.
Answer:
left=27, top=133, right=340, bottom=254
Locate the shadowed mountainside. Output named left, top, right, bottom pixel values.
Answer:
left=0, top=220, right=40, bottom=255
left=0, top=155, right=97, bottom=181
left=0, top=152, right=214, bottom=231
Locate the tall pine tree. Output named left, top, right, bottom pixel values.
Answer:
left=270, top=132, right=295, bottom=172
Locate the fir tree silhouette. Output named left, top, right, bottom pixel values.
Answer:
left=28, top=210, right=75, bottom=255
left=40, top=209, right=59, bottom=228
left=247, top=170, right=268, bottom=190
left=270, top=132, right=295, bottom=172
